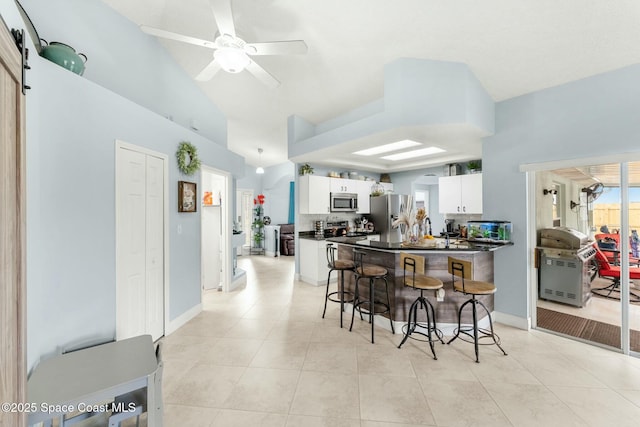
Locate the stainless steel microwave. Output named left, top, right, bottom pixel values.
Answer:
left=330, top=192, right=358, bottom=212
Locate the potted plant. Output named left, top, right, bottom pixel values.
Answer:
left=252, top=218, right=265, bottom=246
left=299, top=163, right=314, bottom=175
left=467, top=160, right=482, bottom=174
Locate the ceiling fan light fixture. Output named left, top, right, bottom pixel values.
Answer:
left=214, top=47, right=250, bottom=73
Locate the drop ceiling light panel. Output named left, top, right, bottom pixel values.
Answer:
left=381, top=146, right=445, bottom=161
left=353, top=140, right=422, bottom=156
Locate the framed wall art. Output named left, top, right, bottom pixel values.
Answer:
left=178, top=181, right=197, bottom=213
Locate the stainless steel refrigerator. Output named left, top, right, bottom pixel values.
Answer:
left=369, top=194, right=411, bottom=243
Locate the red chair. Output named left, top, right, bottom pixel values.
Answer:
left=591, top=244, right=640, bottom=302
left=594, top=233, right=640, bottom=266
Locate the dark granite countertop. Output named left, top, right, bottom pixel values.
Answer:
left=327, top=237, right=512, bottom=252
left=298, top=232, right=379, bottom=242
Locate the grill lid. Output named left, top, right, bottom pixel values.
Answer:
left=539, top=227, right=589, bottom=249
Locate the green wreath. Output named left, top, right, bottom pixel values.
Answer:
left=176, top=141, right=201, bottom=175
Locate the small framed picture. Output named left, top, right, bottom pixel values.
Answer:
left=178, top=181, right=197, bottom=213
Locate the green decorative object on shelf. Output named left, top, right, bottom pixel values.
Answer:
left=299, top=163, right=314, bottom=175
left=176, top=141, right=201, bottom=175
left=40, top=41, right=87, bottom=75
left=467, top=160, right=482, bottom=173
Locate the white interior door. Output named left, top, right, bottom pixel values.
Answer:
left=116, top=145, right=165, bottom=341
left=117, top=148, right=147, bottom=339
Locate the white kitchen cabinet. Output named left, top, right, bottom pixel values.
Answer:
left=299, top=175, right=331, bottom=214
left=438, top=173, right=483, bottom=214
left=356, top=180, right=372, bottom=214
left=299, top=238, right=332, bottom=286
left=330, top=178, right=359, bottom=194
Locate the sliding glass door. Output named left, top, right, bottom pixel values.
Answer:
left=532, top=160, right=640, bottom=357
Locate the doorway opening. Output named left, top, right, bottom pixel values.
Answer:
left=201, top=167, right=231, bottom=294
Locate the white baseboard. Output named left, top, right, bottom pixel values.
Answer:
left=493, top=311, right=530, bottom=330
left=264, top=250, right=280, bottom=257
left=229, top=269, right=247, bottom=291
left=300, top=275, right=329, bottom=287
left=166, top=303, right=202, bottom=335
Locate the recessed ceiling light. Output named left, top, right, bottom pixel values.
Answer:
left=381, top=146, right=445, bottom=161
left=353, top=140, right=422, bottom=156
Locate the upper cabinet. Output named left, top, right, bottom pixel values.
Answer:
left=299, top=175, right=386, bottom=215
left=299, top=175, right=331, bottom=214
left=330, top=178, right=359, bottom=194
left=438, top=174, right=482, bottom=214
left=356, top=181, right=372, bottom=214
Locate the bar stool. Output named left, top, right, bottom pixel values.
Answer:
left=397, top=253, right=444, bottom=359
left=350, top=249, right=395, bottom=343
left=446, top=257, right=507, bottom=363
left=322, top=243, right=355, bottom=328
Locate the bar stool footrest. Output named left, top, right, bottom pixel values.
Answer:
left=326, top=291, right=355, bottom=304
left=400, top=323, right=444, bottom=343
left=451, top=327, right=504, bottom=346
left=354, top=301, right=391, bottom=317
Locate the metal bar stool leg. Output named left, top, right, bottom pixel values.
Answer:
left=419, top=297, right=434, bottom=359
left=447, top=299, right=472, bottom=345
left=398, top=298, right=420, bottom=348
left=370, top=278, right=375, bottom=343
left=384, top=277, right=394, bottom=334
left=322, top=268, right=333, bottom=319
left=478, top=300, right=508, bottom=356
left=472, top=298, right=479, bottom=363
left=339, top=269, right=345, bottom=328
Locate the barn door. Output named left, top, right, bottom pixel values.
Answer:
left=0, top=19, right=27, bottom=427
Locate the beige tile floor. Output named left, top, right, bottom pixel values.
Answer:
left=157, top=255, right=640, bottom=427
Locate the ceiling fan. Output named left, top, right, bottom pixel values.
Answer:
left=140, top=0, right=307, bottom=87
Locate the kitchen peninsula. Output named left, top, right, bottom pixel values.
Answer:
left=328, top=237, right=511, bottom=329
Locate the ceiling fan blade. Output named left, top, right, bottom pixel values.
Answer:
left=209, top=0, right=236, bottom=37
left=245, top=40, right=308, bottom=56
left=195, top=59, right=222, bottom=81
left=141, top=25, right=216, bottom=49
left=245, top=60, right=280, bottom=88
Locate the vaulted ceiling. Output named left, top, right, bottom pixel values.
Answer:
left=102, top=0, right=640, bottom=171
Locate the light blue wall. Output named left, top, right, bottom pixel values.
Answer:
left=236, top=162, right=295, bottom=226
left=3, top=0, right=245, bottom=370
left=21, top=0, right=227, bottom=145
left=262, top=162, right=295, bottom=225
left=236, top=164, right=262, bottom=194
left=483, top=64, right=640, bottom=320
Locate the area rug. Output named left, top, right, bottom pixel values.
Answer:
left=536, top=307, right=640, bottom=352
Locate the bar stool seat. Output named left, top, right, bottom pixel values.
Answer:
left=446, top=256, right=507, bottom=363
left=323, top=243, right=355, bottom=328
left=350, top=249, right=395, bottom=343
left=397, top=253, right=444, bottom=359
left=356, top=264, right=387, bottom=277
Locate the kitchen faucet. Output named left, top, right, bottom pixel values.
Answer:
left=426, top=217, right=432, bottom=236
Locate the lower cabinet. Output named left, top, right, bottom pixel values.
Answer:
left=299, top=238, right=331, bottom=286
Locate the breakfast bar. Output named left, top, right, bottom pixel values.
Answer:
left=328, top=237, right=510, bottom=328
